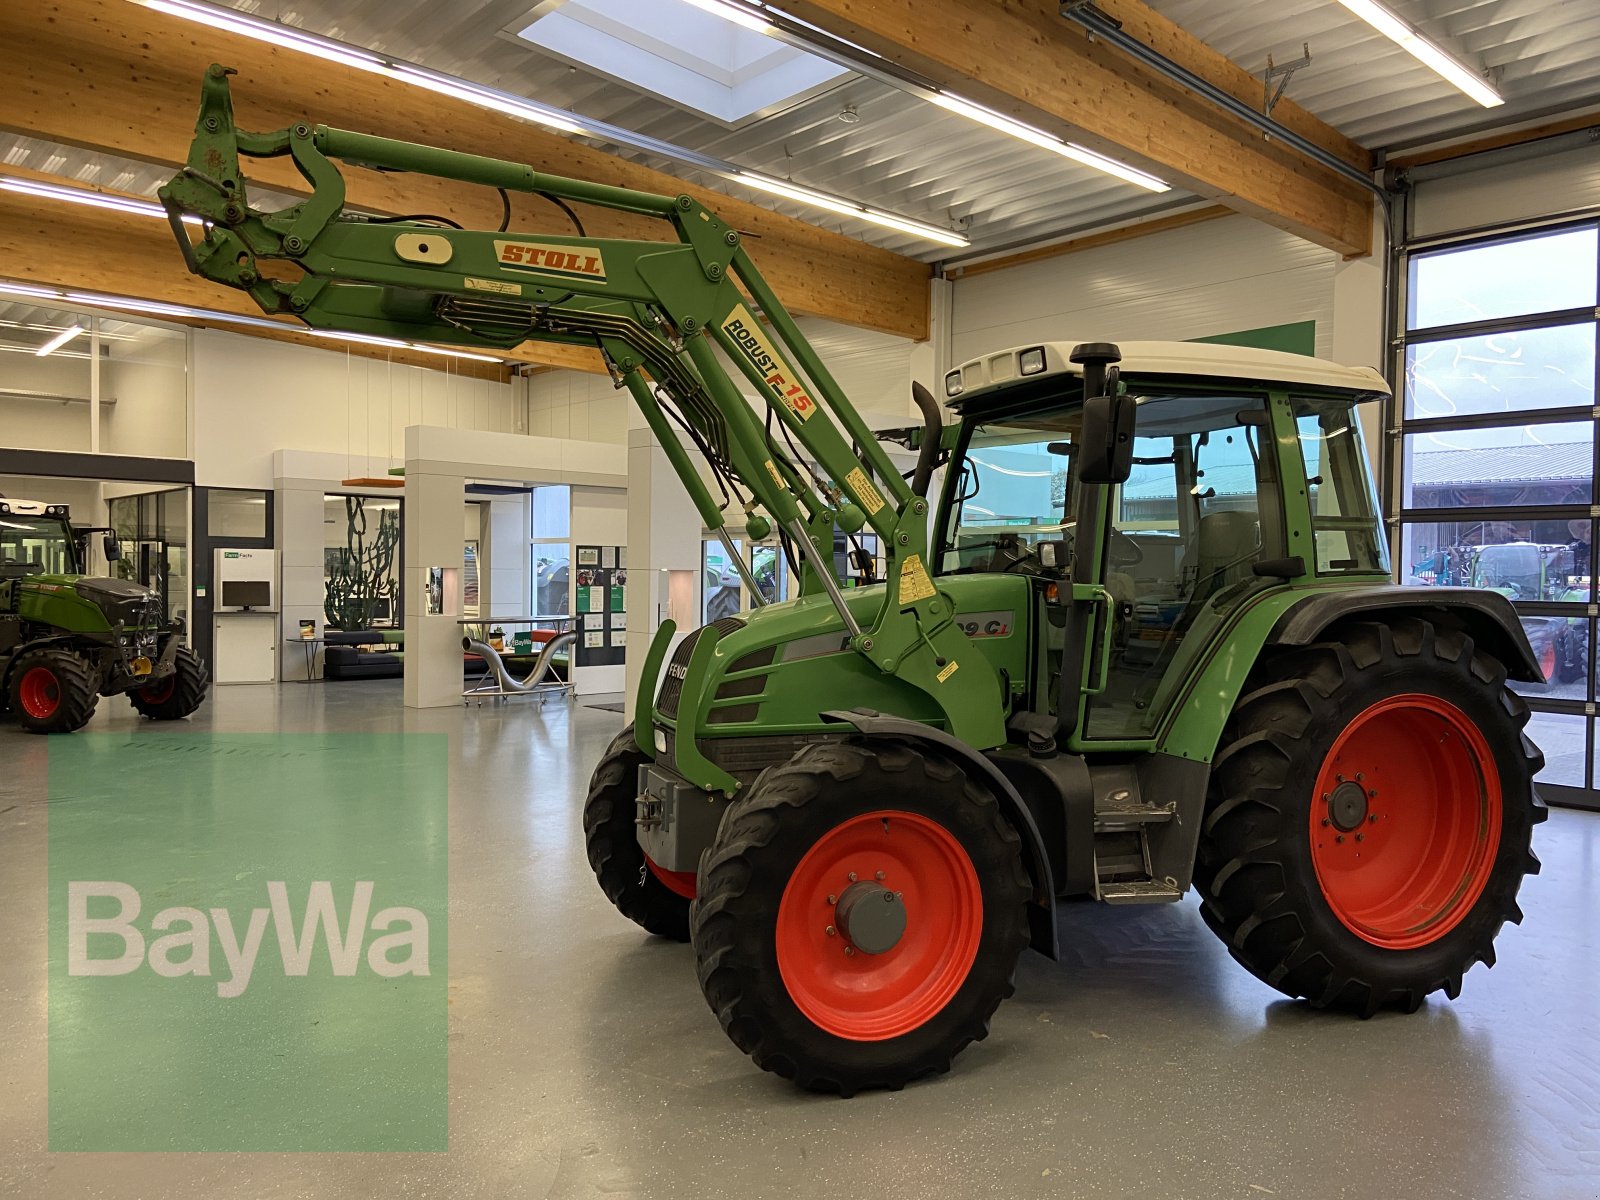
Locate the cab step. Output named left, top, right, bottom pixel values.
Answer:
left=1099, top=880, right=1183, bottom=904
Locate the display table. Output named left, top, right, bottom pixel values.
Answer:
left=285, top=637, right=325, bottom=683
left=459, top=616, right=575, bottom=705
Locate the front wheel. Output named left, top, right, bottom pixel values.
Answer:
left=582, top=726, right=692, bottom=941
left=691, top=739, right=1029, bottom=1095
left=1195, top=619, right=1545, bottom=1015
left=128, top=645, right=209, bottom=720
left=8, top=648, right=99, bottom=734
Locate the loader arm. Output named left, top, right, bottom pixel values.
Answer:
left=159, top=65, right=1005, bottom=748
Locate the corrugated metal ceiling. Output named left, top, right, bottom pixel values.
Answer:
left=1144, top=0, right=1600, bottom=150
left=6, top=1, right=1598, bottom=268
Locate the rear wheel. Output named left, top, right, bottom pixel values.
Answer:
left=128, top=645, right=209, bottom=720
left=8, top=648, right=99, bottom=734
left=582, top=725, right=691, bottom=941
left=1196, top=619, right=1545, bottom=1015
left=691, top=739, right=1029, bottom=1095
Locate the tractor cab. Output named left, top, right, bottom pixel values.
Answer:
left=0, top=500, right=81, bottom=578
left=937, top=340, right=1391, bottom=746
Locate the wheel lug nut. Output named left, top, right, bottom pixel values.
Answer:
left=1355, top=834, right=1363, bottom=843
left=875, top=871, right=886, bottom=881
left=844, top=946, right=855, bottom=957
left=847, top=872, right=857, bottom=882
left=1335, top=835, right=1344, bottom=844
left=1368, top=789, right=1377, bottom=798
left=825, top=925, right=836, bottom=937
left=1321, top=818, right=1330, bottom=827
left=827, top=894, right=836, bottom=905
left=1368, top=814, right=1377, bottom=824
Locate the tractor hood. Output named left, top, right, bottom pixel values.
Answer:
left=15, top=573, right=163, bottom=634
left=73, top=577, right=162, bottom=627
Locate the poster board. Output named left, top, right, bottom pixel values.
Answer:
left=573, top=545, right=627, bottom=667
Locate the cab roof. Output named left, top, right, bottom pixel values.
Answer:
left=946, top=340, right=1390, bottom=405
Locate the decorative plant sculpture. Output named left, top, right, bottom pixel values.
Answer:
left=323, top=496, right=399, bottom=630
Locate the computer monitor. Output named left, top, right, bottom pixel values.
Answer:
left=221, top=579, right=271, bottom=609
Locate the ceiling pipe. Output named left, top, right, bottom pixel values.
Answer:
left=1059, top=2, right=1387, bottom=200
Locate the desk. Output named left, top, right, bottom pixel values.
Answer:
left=284, top=637, right=325, bottom=683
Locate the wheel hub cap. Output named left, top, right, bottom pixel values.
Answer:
left=1327, top=779, right=1369, bottom=832
left=834, top=881, right=906, bottom=955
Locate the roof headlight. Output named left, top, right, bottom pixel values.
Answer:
left=1019, top=346, right=1047, bottom=376
left=944, top=368, right=964, bottom=397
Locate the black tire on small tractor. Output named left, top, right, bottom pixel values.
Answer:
left=128, top=645, right=209, bottom=720
left=691, top=739, right=1030, bottom=1096
left=7, top=648, right=99, bottom=734
left=582, top=725, right=692, bottom=942
left=1195, top=618, right=1546, bottom=1016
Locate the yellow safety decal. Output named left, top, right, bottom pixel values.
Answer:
left=899, top=553, right=936, bottom=603
left=492, top=240, right=607, bottom=280
left=765, top=460, right=786, bottom=489
left=846, top=467, right=886, bottom=515
left=936, top=659, right=960, bottom=684
left=465, top=276, right=521, bottom=296
left=721, top=303, right=819, bottom=422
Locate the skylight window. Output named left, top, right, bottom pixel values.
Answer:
left=511, top=0, right=851, bottom=126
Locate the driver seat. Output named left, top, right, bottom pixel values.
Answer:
left=1177, top=510, right=1259, bottom=630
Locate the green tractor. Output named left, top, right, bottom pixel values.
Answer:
left=0, top=497, right=208, bottom=733
left=160, top=68, right=1546, bottom=1095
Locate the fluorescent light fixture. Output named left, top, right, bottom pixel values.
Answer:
left=737, top=171, right=969, bottom=247
left=929, top=93, right=1170, bottom=191
left=0, top=279, right=504, bottom=363
left=137, top=0, right=387, bottom=72
left=0, top=174, right=203, bottom=224
left=34, top=324, right=84, bottom=356
left=387, top=65, right=588, bottom=136
left=678, top=0, right=772, bottom=35
left=1334, top=0, right=1503, bottom=107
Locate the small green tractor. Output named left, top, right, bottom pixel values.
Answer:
left=0, top=497, right=208, bottom=733
left=162, top=67, right=1546, bottom=1095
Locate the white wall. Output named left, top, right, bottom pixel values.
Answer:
left=0, top=349, right=95, bottom=452
left=101, top=326, right=188, bottom=459
left=949, top=214, right=1340, bottom=363
left=194, top=330, right=528, bottom=489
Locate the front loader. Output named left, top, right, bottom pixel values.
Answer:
left=162, top=66, right=1546, bottom=1094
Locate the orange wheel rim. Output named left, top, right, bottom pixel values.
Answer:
left=776, top=809, right=982, bottom=1041
left=18, top=667, right=61, bottom=719
left=1310, top=693, right=1501, bottom=950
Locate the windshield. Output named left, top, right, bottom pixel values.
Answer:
left=0, top=514, right=75, bottom=577
left=937, top=405, right=1082, bottom=575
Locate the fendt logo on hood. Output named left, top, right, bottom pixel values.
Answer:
left=493, top=240, right=607, bottom=280
left=722, top=305, right=818, bottom=423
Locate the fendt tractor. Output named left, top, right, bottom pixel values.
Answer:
left=0, top=497, right=208, bottom=733
left=162, top=66, right=1546, bottom=1094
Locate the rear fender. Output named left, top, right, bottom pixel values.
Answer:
left=821, top=708, right=1059, bottom=959
left=1270, top=586, right=1543, bottom=682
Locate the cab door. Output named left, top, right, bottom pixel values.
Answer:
left=1071, top=391, right=1282, bottom=744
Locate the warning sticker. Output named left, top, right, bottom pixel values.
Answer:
left=765, top=460, right=786, bottom=489
left=845, top=467, right=886, bottom=515
left=899, top=554, right=936, bottom=604
left=936, top=659, right=960, bottom=684
left=465, top=276, right=521, bottom=296
left=721, top=303, right=819, bottom=423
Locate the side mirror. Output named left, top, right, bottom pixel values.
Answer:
left=1079, top=392, right=1135, bottom=484
left=103, top=535, right=122, bottom=562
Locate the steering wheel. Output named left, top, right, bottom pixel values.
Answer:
left=1108, top=527, right=1144, bottom=566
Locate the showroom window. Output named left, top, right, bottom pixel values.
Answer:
left=531, top=485, right=571, bottom=616
left=1395, top=221, right=1600, bottom=808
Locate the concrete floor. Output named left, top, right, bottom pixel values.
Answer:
left=3, top=680, right=1598, bottom=1199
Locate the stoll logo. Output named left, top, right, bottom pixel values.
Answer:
left=68, top=880, right=430, bottom=999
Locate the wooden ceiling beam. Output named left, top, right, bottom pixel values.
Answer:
left=0, top=0, right=931, bottom=341
left=769, top=0, right=1375, bottom=258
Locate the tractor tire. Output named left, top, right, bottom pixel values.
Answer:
left=691, top=739, right=1030, bottom=1095
left=582, top=725, right=692, bottom=942
left=1195, top=618, right=1545, bottom=1016
left=128, top=645, right=209, bottom=720
left=8, top=648, right=99, bottom=734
